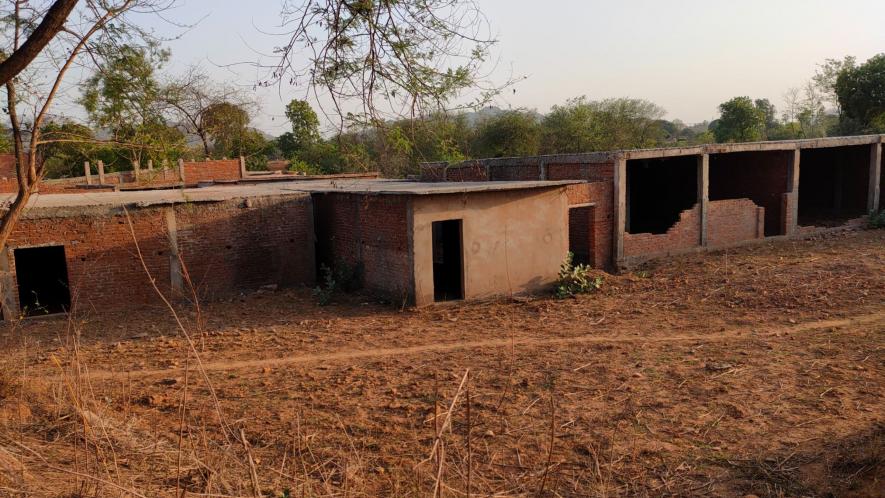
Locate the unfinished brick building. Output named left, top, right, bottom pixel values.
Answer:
left=1, top=135, right=882, bottom=316
left=422, top=134, right=884, bottom=268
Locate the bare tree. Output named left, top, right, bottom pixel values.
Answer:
left=163, top=65, right=256, bottom=157
left=0, top=0, right=179, bottom=253
left=0, top=0, right=79, bottom=86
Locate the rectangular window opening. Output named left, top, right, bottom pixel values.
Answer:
left=431, top=219, right=463, bottom=302
left=14, top=245, right=71, bottom=317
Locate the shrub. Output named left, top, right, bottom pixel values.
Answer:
left=867, top=210, right=885, bottom=229
left=312, top=261, right=363, bottom=305
left=554, top=252, right=603, bottom=299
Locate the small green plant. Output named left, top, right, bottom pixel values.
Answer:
left=554, top=252, right=603, bottom=299
left=312, top=261, right=363, bottom=305
left=313, top=264, right=336, bottom=305
left=867, top=210, right=885, bottom=229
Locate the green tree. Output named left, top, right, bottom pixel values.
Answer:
left=835, top=53, right=885, bottom=133
left=540, top=97, right=666, bottom=153
left=202, top=102, right=250, bottom=158
left=80, top=44, right=183, bottom=166
left=284, top=100, right=320, bottom=152
left=713, top=97, right=765, bottom=143
left=471, top=110, right=541, bottom=158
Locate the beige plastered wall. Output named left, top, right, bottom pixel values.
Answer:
left=410, top=187, right=569, bottom=306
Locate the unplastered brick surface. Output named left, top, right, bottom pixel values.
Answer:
left=624, top=204, right=700, bottom=258
left=707, top=199, right=765, bottom=248
left=313, top=193, right=412, bottom=299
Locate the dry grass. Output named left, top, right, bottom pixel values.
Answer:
left=0, top=229, right=882, bottom=496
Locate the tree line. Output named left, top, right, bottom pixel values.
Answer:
left=3, top=48, right=884, bottom=180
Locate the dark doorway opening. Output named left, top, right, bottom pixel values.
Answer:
left=709, top=150, right=790, bottom=236
left=627, top=156, right=698, bottom=234
left=798, top=146, right=870, bottom=227
left=432, top=220, right=463, bottom=302
left=14, top=245, right=71, bottom=316
left=568, top=205, right=594, bottom=266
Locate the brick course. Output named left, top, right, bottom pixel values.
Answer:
left=623, top=205, right=700, bottom=258
left=707, top=199, right=765, bottom=248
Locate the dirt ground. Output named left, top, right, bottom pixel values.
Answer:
left=0, top=229, right=883, bottom=497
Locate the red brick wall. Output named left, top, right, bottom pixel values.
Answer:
left=489, top=164, right=541, bottom=181
left=623, top=204, right=700, bottom=258
left=565, top=182, right=613, bottom=269
left=7, top=208, right=172, bottom=315
left=312, top=193, right=412, bottom=299
left=446, top=164, right=489, bottom=181
left=174, top=195, right=314, bottom=300
left=707, top=199, right=765, bottom=248
left=183, top=159, right=241, bottom=183
left=5, top=196, right=314, bottom=315
left=547, top=162, right=614, bottom=182
left=0, top=154, right=17, bottom=178
left=710, top=151, right=790, bottom=236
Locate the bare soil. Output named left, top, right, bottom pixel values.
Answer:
left=0, top=229, right=883, bottom=497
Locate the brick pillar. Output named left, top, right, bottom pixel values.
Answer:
left=869, top=142, right=882, bottom=213
left=697, top=153, right=709, bottom=246
left=612, top=155, right=627, bottom=267
left=786, top=149, right=800, bottom=235
left=97, top=160, right=106, bottom=185
left=84, top=162, right=92, bottom=185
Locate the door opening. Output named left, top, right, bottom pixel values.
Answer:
left=14, top=245, right=71, bottom=316
left=568, top=205, right=594, bottom=266
left=432, top=220, right=463, bottom=301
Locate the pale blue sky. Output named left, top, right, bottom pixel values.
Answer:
left=118, top=0, right=885, bottom=134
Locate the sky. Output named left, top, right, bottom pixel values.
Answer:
left=71, top=0, right=885, bottom=135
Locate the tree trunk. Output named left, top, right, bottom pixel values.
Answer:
left=0, top=0, right=79, bottom=86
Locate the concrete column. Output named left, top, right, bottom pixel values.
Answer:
left=612, top=155, right=627, bottom=267
left=697, top=154, right=709, bottom=246
left=787, top=149, right=800, bottom=235
left=133, top=161, right=140, bottom=182
left=165, top=207, right=183, bottom=294
left=147, top=159, right=153, bottom=171
left=97, top=160, right=105, bottom=185
left=84, top=162, right=92, bottom=185
left=869, top=142, right=882, bottom=213
left=177, top=158, right=186, bottom=184
left=539, top=160, right=547, bottom=180
left=239, top=156, right=247, bottom=179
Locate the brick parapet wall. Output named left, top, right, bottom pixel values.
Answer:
left=2, top=194, right=314, bottom=316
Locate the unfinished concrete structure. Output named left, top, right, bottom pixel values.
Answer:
left=0, top=179, right=579, bottom=316
left=423, top=134, right=884, bottom=268
left=1, top=135, right=882, bottom=316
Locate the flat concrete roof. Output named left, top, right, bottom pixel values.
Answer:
left=12, top=178, right=581, bottom=211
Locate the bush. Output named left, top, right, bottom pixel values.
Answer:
left=868, top=210, right=885, bottom=229
left=554, top=252, right=603, bottom=299
left=312, top=262, right=363, bottom=305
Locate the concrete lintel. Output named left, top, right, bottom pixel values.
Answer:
left=625, top=146, right=704, bottom=160
left=698, top=154, right=709, bottom=246
left=612, top=156, right=627, bottom=267
left=869, top=142, right=882, bottom=213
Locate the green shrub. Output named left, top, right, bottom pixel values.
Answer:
left=554, top=252, right=603, bottom=299
left=868, top=210, right=885, bottom=229
left=312, top=261, right=363, bottom=305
